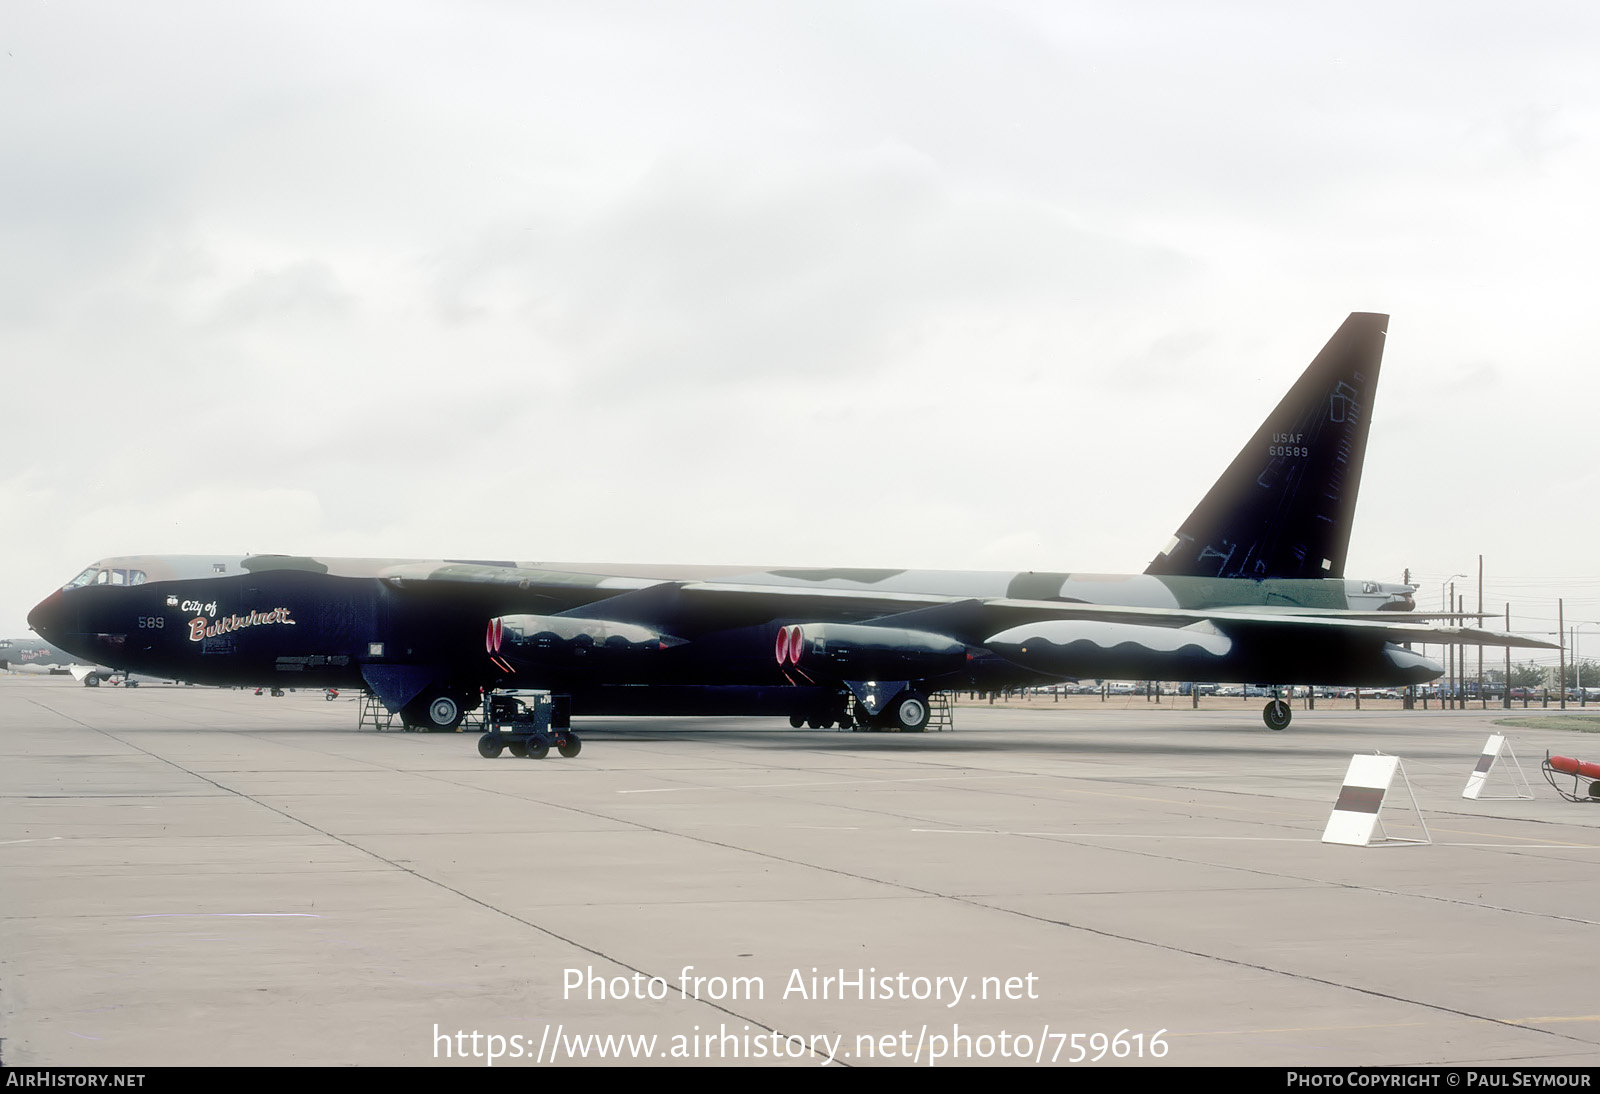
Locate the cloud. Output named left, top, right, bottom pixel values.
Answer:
left=5, top=2, right=1600, bottom=632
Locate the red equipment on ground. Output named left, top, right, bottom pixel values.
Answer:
left=1542, top=753, right=1600, bottom=802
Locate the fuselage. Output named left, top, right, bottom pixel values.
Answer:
left=27, top=553, right=1423, bottom=708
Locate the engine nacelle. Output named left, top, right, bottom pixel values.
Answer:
left=490, top=615, right=684, bottom=660
left=984, top=620, right=1234, bottom=680
left=775, top=623, right=967, bottom=682
left=1376, top=645, right=1441, bottom=681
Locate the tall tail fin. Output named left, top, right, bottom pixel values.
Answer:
left=1144, top=312, right=1388, bottom=581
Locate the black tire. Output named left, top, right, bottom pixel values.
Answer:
left=558, top=735, right=582, bottom=759
left=477, top=734, right=503, bottom=759
left=788, top=713, right=805, bottom=728
left=406, top=689, right=467, bottom=732
left=890, top=693, right=931, bottom=732
left=427, top=693, right=462, bottom=729
left=83, top=675, right=100, bottom=688
left=508, top=741, right=528, bottom=758
left=1263, top=699, right=1292, bottom=731
left=526, top=738, right=550, bottom=759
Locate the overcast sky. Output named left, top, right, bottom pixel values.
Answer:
left=4, top=1, right=1598, bottom=664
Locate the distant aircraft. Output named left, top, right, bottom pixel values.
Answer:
left=26, top=314, right=1553, bottom=733
left=0, top=637, right=119, bottom=686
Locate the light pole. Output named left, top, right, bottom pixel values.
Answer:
left=1443, top=574, right=1466, bottom=707
left=1575, top=622, right=1597, bottom=706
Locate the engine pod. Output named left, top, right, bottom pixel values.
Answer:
left=985, top=620, right=1233, bottom=680
left=494, top=615, right=685, bottom=655
left=785, top=623, right=967, bottom=681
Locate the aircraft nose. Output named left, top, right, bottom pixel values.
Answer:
left=27, top=588, right=66, bottom=643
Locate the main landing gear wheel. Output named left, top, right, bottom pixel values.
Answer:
left=406, top=689, right=468, bottom=732
left=1263, top=699, right=1292, bottom=731
left=84, top=675, right=100, bottom=687
left=427, top=693, right=463, bottom=730
left=890, top=693, right=931, bottom=732
left=477, top=734, right=504, bottom=758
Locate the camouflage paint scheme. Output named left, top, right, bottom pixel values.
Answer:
left=0, top=636, right=116, bottom=684
left=24, top=315, right=1555, bottom=729
left=25, top=551, right=1544, bottom=722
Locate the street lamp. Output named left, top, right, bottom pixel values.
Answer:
left=1575, top=622, right=1598, bottom=706
left=1443, top=573, right=1466, bottom=706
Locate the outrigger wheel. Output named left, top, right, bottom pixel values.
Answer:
left=1263, top=699, right=1292, bottom=731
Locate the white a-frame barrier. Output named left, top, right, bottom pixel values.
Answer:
left=1461, top=733, right=1534, bottom=801
left=1322, top=753, right=1431, bottom=846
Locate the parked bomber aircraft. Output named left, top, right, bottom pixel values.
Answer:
left=27, top=314, right=1553, bottom=735
left=0, top=637, right=119, bottom=686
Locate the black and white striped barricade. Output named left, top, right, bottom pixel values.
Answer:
left=1321, top=753, right=1431, bottom=846
left=1461, top=733, right=1533, bottom=800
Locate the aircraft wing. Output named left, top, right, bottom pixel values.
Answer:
left=981, top=599, right=1554, bottom=649
left=1159, top=612, right=1555, bottom=650
left=382, top=561, right=1557, bottom=650
left=380, top=563, right=959, bottom=633
left=379, top=561, right=654, bottom=595
left=585, top=581, right=1557, bottom=651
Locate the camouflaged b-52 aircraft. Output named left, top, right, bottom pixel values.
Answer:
left=0, top=637, right=118, bottom=686
left=27, top=314, right=1552, bottom=737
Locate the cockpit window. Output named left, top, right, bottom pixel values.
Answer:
left=62, top=566, right=148, bottom=589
